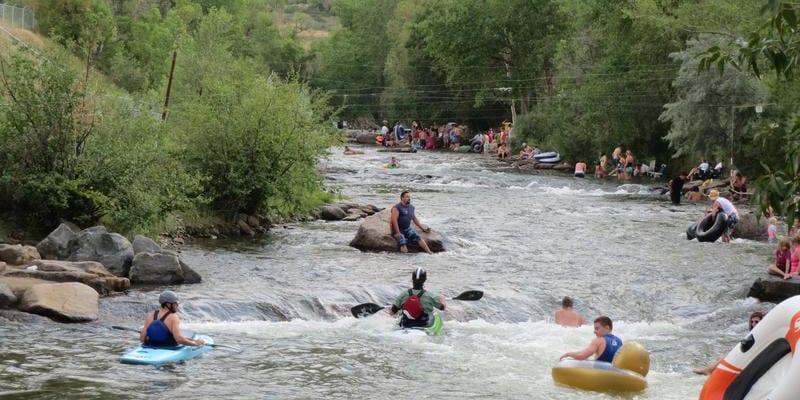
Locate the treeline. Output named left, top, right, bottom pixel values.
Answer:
left=1, top=0, right=338, bottom=235
left=310, top=1, right=796, bottom=176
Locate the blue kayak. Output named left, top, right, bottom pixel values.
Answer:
left=120, top=333, right=214, bottom=365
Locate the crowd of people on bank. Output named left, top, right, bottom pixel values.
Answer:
left=375, top=119, right=514, bottom=154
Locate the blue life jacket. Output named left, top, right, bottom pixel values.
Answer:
left=394, top=203, right=415, bottom=232
left=145, top=310, right=177, bottom=348
left=597, top=334, right=622, bottom=363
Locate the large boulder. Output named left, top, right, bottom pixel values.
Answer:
left=0, top=283, right=16, bottom=308
left=66, top=226, right=134, bottom=277
left=36, top=223, right=79, bottom=260
left=132, top=235, right=162, bottom=255
left=129, top=252, right=201, bottom=285
left=0, top=244, right=41, bottom=265
left=349, top=209, right=446, bottom=253
left=733, top=212, right=766, bottom=241
left=18, top=282, right=99, bottom=322
left=6, top=260, right=131, bottom=294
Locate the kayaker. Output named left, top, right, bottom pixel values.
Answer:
left=560, top=316, right=621, bottom=363
left=555, top=296, right=585, bottom=327
left=140, top=291, right=205, bottom=348
left=389, top=191, right=433, bottom=253
left=389, top=268, right=445, bottom=328
left=708, top=189, right=739, bottom=243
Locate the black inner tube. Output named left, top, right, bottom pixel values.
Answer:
left=695, top=212, right=728, bottom=242
left=686, top=222, right=698, bottom=240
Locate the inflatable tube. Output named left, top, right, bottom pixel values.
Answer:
left=538, top=154, right=561, bottom=163
left=686, top=222, right=698, bottom=240
left=695, top=213, right=728, bottom=242
left=376, top=135, right=384, bottom=145
left=534, top=151, right=557, bottom=160
left=552, top=342, right=649, bottom=393
left=700, top=295, right=800, bottom=400
left=458, top=145, right=472, bottom=153
left=472, top=143, right=484, bottom=153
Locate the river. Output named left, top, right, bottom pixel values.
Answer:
left=0, top=146, right=772, bottom=399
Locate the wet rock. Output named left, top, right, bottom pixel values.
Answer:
left=238, top=220, right=255, bottom=236
left=246, top=215, right=260, bottom=228
left=129, top=252, right=201, bottom=285
left=733, top=212, right=766, bottom=241
left=349, top=209, right=446, bottom=253
left=355, top=131, right=380, bottom=144
left=377, top=146, right=417, bottom=153
left=18, top=282, right=99, bottom=322
left=7, top=260, right=131, bottom=294
left=132, top=235, right=162, bottom=255
left=36, top=223, right=79, bottom=260
left=748, top=277, right=800, bottom=303
left=0, top=283, right=16, bottom=308
left=67, top=226, right=134, bottom=277
left=552, top=162, right=574, bottom=171
left=179, top=259, right=202, bottom=284
left=0, top=244, right=41, bottom=265
left=0, top=261, right=5, bottom=273
left=319, top=205, right=346, bottom=221
left=534, top=163, right=554, bottom=170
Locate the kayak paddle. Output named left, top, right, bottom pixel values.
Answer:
left=110, top=325, right=242, bottom=352
left=350, top=290, right=483, bottom=318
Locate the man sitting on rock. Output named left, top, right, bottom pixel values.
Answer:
left=389, top=191, right=432, bottom=254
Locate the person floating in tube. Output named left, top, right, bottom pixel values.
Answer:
left=708, top=189, right=739, bottom=243
left=560, top=316, right=621, bottom=363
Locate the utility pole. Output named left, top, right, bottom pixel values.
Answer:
left=162, top=50, right=177, bottom=121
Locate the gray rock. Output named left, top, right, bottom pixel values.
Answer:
left=0, top=244, right=41, bottom=265
left=129, top=252, right=183, bottom=285
left=349, top=209, right=446, bottom=253
left=748, top=277, right=800, bottom=303
left=0, top=283, right=16, bottom=308
left=319, top=205, right=346, bottom=221
left=733, top=212, right=766, bottom=241
left=132, top=235, right=161, bottom=255
left=66, top=226, right=134, bottom=277
left=36, top=223, right=78, bottom=260
left=18, top=282, right=99, bottom=322
left=12, top=260, right=131, bottom=294
left=179, top=259, right=202, bottom=284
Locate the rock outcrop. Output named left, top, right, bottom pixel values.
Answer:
left=0, top=244, right=41, bottom=265
left=748, top=277, right=800, bottom=303
left=349, top=209, right=446, bottom=253
left=733, top=212, right=766, bottom=241
left=317, top=202, right=382, bottom=222
left=66, top=226, right=134, bottom=277
left=129, top=252, right=202, bottom=285
left=18, top=282, right=99, bottom=322
left=36, top=223, right=79, bottom=260
left=0, top=283, right=16, bottom=308
left=4, top=260, right=130, bottom=294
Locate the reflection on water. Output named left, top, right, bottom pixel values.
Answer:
left=0, top=146, right=773, bottom=399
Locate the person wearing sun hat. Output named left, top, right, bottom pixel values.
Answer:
left=708, top=189, right=739, bottom=243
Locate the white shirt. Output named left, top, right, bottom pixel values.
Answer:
left=714, top=162, right=723, bottom=171
left=699, top=162, right=709, bottom=171
left=381, top=126, right=389, bottom=135
left=715, top=197, right=738, bottom=216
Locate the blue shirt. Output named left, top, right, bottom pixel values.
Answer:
left=394, top=203, right=415, bottom=232
left=597, top=334, right=622, bottom=363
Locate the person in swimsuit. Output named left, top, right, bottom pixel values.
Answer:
left=560, top=316, right=622, bottom=363
left=140, top=291, right=205, bottom=348
left=555, top=296, right=586, bottom=327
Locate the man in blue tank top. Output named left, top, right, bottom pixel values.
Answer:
left=389, top=191, right=433, bottom=254
left=560, top=316, right=622, bottom=363
left=139, top=291, right=205, bottom=348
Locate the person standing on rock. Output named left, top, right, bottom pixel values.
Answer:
left=140, top=291, right=205, bottom=348
left=389, top=191, right=433, bottom=254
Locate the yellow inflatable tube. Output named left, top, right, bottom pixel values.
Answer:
left=552, top=341, right=649, bottom=393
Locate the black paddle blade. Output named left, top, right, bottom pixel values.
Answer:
left=351, top=303, right=385, bottom=318
left=453, top=290, right=483, bottom=301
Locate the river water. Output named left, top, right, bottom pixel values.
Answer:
left=0, top=146, right=773, bottom=399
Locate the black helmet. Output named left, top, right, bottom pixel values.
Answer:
left=412, top=267, right=426, bottom=283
